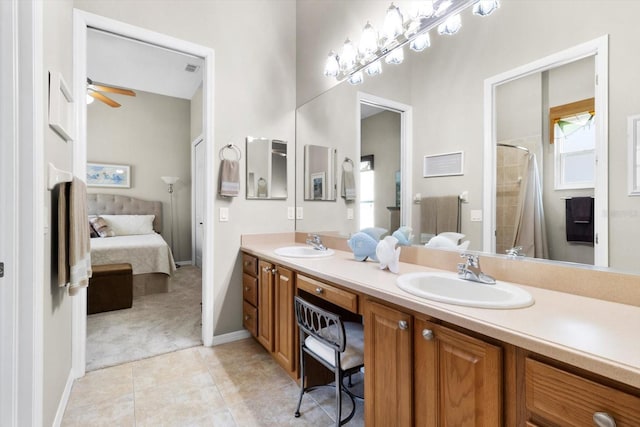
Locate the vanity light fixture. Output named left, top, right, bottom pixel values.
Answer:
left=323, top=0, right=501, bottom=85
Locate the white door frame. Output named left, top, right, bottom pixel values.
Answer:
left=357, top=92, right=413, bottom=230
left=72, top=10, right=216, bottom=378
left=483, top=35, right=609, bottom=266
left=191, top=135, right=204, bottom=268
left=0, top=0, right=44, bottom=425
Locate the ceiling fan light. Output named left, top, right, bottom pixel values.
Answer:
left=339, top=38, right=357, bottom=72
left=410, top=32, right=431, bottom=52
left=473, top=0, right=500, bottom=16
left=359, top=22, right=379, bottom=60
left=348, top=71, right=364, bottom=85
left=324, top=50, right=339, bottom=77
left=438, top=13, right=462, bottom=35
left=365, top=60, right=382, bottom=76
left=86, top=93, right=95, bottom=104
left=385, top=47, right=404, bottom=65
left=383, top=3, right=404, bottom=45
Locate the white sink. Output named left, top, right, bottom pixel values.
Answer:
left=274, top=246, right=335, bottom=258
left=396, top=272, right=534, bottom=309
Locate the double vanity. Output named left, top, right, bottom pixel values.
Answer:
left=241, top=233, right=640, bottom=426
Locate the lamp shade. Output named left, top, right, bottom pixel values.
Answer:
left=161, top=176, right=180, bottom=185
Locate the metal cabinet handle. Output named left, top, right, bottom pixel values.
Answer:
left=244, top=315, right=250, bottom=321
left=593, top=412, right=616, bottom=427
left=315, top=287, right=324, bottom=295
left=244, top=286, right=249, bottom=292
left=271, top=268, right=277, bottom=275
left=422, top=329, right=434, bottom=341
left=398, top=320, right=409, bottom=330
left=262, top=266, right=272, bottom=273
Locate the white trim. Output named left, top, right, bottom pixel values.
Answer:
left=52, top=371, right=74, bottom=427
left=211, top=329, right=252, bottom=346
left=628, top=114, right=640, bottom=196
left=72, top=10, right=217, bottom=380
left=191, top=135, right=204, bottom=267
left=483, top=35, right=608, bottom=267
left=176, top=260, right=194, bottom=267
left=357, top=92, right=413, bottom=231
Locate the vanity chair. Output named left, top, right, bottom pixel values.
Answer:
left=293, top=296, right=364, bottom=426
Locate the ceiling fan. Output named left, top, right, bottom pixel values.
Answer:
left=87, top=78, right=136, bottom=108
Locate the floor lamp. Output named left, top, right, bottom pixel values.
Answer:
left=161, top=176, right=180, bottom=266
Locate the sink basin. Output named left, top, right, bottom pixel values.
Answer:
left=274, top=246, right=335, bottom=258
left=396, top=272, right=534, bottom=309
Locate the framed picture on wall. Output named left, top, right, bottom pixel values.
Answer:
left=87, top=163, right=131, bottom=188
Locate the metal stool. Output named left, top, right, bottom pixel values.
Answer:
left=293, top=296, right=364, bottom=426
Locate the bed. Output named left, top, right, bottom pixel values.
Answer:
left=87, top=193, right=176, bottom=296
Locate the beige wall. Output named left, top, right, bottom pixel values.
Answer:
left=43, top=1, right=74, bottom=425
left=87, top=90, right=192, bottom=262
left=74, top=0, right=297, bottom=336
left=296, top=0, right=640, bottom=274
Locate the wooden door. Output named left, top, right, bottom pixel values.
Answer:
left=257, top=260, right=274, bottom=351
left=415, top=317, right=502, bottom=426
left=364, top=300, right=413, bottom=427
left=273, top=266, right=296, bottom=374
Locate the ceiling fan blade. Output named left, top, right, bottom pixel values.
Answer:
left=89, top=90, right=121, bottom=108
left=89, top=83, right=136, bottom=97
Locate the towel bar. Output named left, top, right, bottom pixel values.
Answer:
left=47, top=162, right=73, bottom=190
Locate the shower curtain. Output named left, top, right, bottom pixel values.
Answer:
left=513, top=153, right=549, bottom=258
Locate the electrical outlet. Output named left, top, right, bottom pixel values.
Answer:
left=347, top=208, right=354, bottom=220
left=287, top=207, right=295, bottom=220
left=219, top=207, right=229, bottom=222
left=470, top=209, right=483, bottom=222
left=296, top=206, right=303, bottom=220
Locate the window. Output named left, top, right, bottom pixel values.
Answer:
left=550, top=98, right=595, bottom=189
left=360, top=155, right=374, bottom=228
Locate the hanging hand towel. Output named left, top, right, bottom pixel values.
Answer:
left=219, top=159, right=240, bottom=197
left=68, top=177, right=92, bottom=296
left=341, top=161, right=356, bottom=201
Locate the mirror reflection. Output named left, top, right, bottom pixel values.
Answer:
left=304, top=144, right=336, bottom=201
left=295, top=1, right=640, bottom=275
left=246, top=137, right=287, bottom=199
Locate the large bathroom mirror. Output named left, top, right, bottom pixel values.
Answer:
left=246, top=137, right=288, bottom=199
left=303, top=144, right=337, bottom=201
left=295, top=1, right=640, bottom=276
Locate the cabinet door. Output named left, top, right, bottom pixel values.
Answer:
left=364, top=300, right=413, bottom=427
left=415, top=317, right=502, bottom=427
left=273, top=266, right=296, bottom=374
left=257, top=260, right=274, bottom=352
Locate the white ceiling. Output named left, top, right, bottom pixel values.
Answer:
left=87, top=28, right=203, bottom=100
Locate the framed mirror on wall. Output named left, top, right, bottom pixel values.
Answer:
left=304, top=144, right=336, bottom=201
left=246, top=136, right=288, bottom=200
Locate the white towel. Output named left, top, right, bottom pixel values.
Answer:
left=341, top=162, right=356, bottom=201
left=219, top=159, right=240, bottom=197
left=68, top=177, right=92, bottom=296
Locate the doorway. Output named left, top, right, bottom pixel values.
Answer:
left=72, top=10, right=216, bottom=377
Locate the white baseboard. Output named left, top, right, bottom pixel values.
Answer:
left=211, top=329, right=251, bottom=346
left=176, top=260, right=193, bottom=266
left=52, top=369, right=74, bottom=427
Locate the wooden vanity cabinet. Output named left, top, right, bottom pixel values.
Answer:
left=364, top=299, right=503, bottom=427
left=273, top=265, right=296, bottom=375
left=257, top=260, right=275, bottom=351
left=241, top=254, right=259, bottom=338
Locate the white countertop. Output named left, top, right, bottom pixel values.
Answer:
left=241, top=241, right=640, bottom=389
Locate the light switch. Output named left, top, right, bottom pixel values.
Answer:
left=470, top=209, right=483, bottom=222
left=347, top=208, right=354, bottom=220
left=287, top=207, right=295, bottom=220
left=219, top=207, right=229, bottom=222
left=296, top=207, right=303, bottom=220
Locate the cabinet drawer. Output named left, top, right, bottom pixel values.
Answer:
left=243, top=274, right=258, bottom=306
left=525, top=358, right=640, bottom=426
left=297, top=274, right=358, bottom=313
left=243, top=301, right=258, bottom=337
left=242, top=253, right=258, bottom=277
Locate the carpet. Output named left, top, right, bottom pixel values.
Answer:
left=86, top=265, right=203, bottom=371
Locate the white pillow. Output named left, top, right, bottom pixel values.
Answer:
left=100, top=214, right=155, bottom=236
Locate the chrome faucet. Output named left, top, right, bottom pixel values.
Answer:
left=306, top=234, right=327, bottom=251
left=457, top=253, right=496, bottom=285
left=505, top=246, right=524, bottom=258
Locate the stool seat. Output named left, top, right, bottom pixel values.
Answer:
left=305, top=322, right=364, bottom=370
left=88, top=263, right=133, bottom=314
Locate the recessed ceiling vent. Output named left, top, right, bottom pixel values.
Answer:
left=185, top=64, right=200, bottom=73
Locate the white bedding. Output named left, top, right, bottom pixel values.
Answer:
left=90, top=233, right=176, bottom=276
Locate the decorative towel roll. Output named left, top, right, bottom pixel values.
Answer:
left=341, top=161, right=356, bottom=201
left=219, top=159, right=240, bottom=197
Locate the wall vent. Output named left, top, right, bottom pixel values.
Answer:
left=185, top=64, right=200, bottom=73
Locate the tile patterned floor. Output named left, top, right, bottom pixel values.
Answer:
left=62, top=338, right=364, bottom=426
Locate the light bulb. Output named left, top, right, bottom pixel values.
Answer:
left=438, top=13, right=462, bottom=35
left=365, top=60, right=382, bottom=76
left=473, top=0, right=500, bottom=16
left=382, top=3, right=404, bottom=45
left=410, top=32, right=431, bottom=52
left=410, top=1, right=435, bottom=20
left=86, top=93, right=95, bottom=104
left=323, top=51, right=339, bottom=77
left=348, top=71, right=364, bottom=85
left=435, top=0, right=452, bottom=16
left=385, top=47, right=404, bottom=65
left=339, top=38, right=357, bottom=72
left=359, top=22, right=379, bottom=60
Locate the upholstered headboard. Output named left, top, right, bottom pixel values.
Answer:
left=87, top=193, right=163, bottom=234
